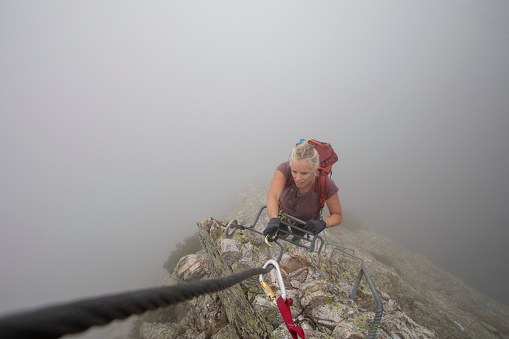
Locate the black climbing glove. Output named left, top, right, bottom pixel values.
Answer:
left=263, top=218, right=281, bottom=241
left=303, top=219, right=326, bottom=235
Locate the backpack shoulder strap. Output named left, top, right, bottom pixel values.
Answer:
left=314, top=173, right=329, bottom=219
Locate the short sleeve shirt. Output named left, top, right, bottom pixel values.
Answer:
left=276, top=162, right=339, bottom=221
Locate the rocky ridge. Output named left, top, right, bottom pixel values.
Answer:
left=137, top=183, right=509, bottom=339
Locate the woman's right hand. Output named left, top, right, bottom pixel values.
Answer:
left=263, top=218, right=281, bottom=239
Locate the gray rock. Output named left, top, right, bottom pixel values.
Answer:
left=211, top=324, right=241, bottom=339
left=140, top=322, right=179, bottom=339
left=174, top=253, right=207, bottom=282
left=218, top=238, right=243, bottom=266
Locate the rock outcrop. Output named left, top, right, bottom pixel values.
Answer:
left=141, top=217, right=436, bottom=339
left=137, top=183, right=509, bottom=339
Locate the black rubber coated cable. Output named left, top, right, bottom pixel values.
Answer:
left=0, top=267, right=270, bottom=339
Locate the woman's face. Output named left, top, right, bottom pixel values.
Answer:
left=290, top=159, right=316, bottom=190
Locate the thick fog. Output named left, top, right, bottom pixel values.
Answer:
left=1, top=1, right=509, bottom=337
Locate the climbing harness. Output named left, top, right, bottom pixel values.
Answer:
left=259, top=260, right=304, bottom=339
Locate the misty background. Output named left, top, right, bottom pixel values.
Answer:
left=1, top=1, right=509, bottom=337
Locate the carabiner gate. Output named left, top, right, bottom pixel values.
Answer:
left=259, top=259, right=286, bottom=304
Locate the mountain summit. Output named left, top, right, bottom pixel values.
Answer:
left=134, top=183, right=509, bottom=339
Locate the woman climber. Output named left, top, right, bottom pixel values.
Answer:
left=263, top=139, right=342, bottom=241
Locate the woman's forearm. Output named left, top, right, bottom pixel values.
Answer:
left=324, top=213, right=342, bottom=228
left=266, top=195, right=279, bottom=219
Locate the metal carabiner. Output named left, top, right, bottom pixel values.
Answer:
left=259, top=259, right=286, bottom=304
left=264, top=234, right=277, bottom=247
left=224, top=219, right=238, bottom=238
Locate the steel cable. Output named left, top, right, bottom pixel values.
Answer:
left=0, top=267, right=270, bottom=339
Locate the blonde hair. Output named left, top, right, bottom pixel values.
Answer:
left=289, top=141, right=320, bottom=172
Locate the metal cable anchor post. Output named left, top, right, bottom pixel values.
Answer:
left=259, top=259, right=286, bottom=305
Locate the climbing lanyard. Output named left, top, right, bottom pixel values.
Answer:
left=276, top=297, right=305, bottom=339
left=259, top=260, right=305, bottom=339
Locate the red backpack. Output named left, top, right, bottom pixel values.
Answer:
left=283, top=139, right=338, bottom=219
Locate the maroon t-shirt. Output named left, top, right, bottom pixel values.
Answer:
left=276, top=162, right=339, bottom=221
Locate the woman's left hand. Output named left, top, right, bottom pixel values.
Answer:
left=304, top=219, right=326, bottom=235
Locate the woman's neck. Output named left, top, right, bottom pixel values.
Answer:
left=297, top=180, right=315, bottom=194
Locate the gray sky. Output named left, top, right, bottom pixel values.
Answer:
left=1, top=1, right=509, bottom=336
